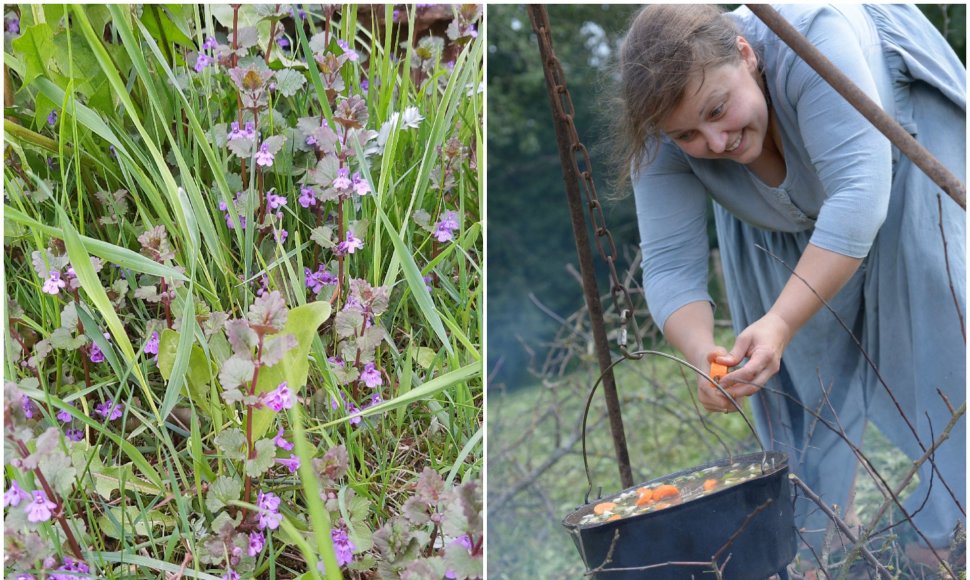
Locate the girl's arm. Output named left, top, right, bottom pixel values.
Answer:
left=714, top=244, right=862, bottom=399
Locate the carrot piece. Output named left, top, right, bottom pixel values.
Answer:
left=703, top=479, right=718, bottom=492
left=653, top=484, right=679, bottom=500
left=593, top=501, right=616, bottom=515
left=635, top=492, right=655, bottom=507
left=709, top=362, right=729, bottom=385
left=607, top=514, right=622, bottom=522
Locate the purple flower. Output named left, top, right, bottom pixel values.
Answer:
left=4, top=480, right=29, bottom=507
left=337, top=39, right=359, bottom=62
left=360, top=363, right=382, bottom=388
left=273, top=427, right=294, bottom=451
left=392, top=10, right=400, bottom=23
left=255, top=142, right=275, bottom=167
left=255, top=273, right=270, bottom=297
left=445, top=535, right=475, bottom=578
left=298, top=186, right=317, bottom=208
left=42, top=270, right=66, bottom=295
left=263, top=382, right=294, bottom=412
left=347, top=400, right=362, bottom=426
left=361, top=79, right=370, bottom=94
left=434, top=210, right=460, bottom=243
left=221, top=570, right=239, bottom=580
left=144, top=331, right=160, bottom=355
left=47, top=110, right=58, bottom=126
left=22, top=395, right=35, bottom=419
left=332, top=167, right=352, bottom=190
left=276, top=454, right=300, bottom=473
left=14, top=574, right=34, bottom=580
left=275, top=228, right=288, bottom=245
left=276, top=37, right=290, bottom=48
left=336, top=231, right=364, bottom=255
left=304, top=264, right=337, bottom=294
left=194, top=53, right=213, bottom=73
left=266, top=191, right=287, bottom=210
left=351, top=172, right=371, bottom=196
left=242, top=121, right=257, bottom=139
left=423, top=275, right=433, bottom=292
left=24, top=490, right=57, bottom=522
left=227, top=121, right=242, bottom=141
left=89, top=343, right=105, bottom=364
left=366, top=392, right=383, bottom=408
left=7, top=15, right=19, bottom=35
left=331, top=527, right=356, bottom=566
left=202, top=36, right=218, bottom=50
left=109, top=145, right=117, bottom=158
left=57, top=403, right=74, bottom=423
left=227, top=121, right=256, bottom=141
left=256, top=490, right=282, bottom=530
left=54, top=557, right=90, bottom=577
left=95, top=399, right=123, bottom=421
left=65, top=428, right=84, bottom=442
left=248, top=531, right=265, bottom=556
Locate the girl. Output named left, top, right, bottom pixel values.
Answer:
left=619, top=4, right=965, bottom=568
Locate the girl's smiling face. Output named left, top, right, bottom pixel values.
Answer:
left=661, top=37, right=769, bottom=164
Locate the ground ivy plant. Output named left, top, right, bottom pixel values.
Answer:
left=4, top=4, right=482, bottom=579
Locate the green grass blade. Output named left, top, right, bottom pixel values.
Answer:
left=54, top=200, right=161, bottom=424
left=5, top=205, right=188, bottom=282
left=320, top=361, right=480, bottom=428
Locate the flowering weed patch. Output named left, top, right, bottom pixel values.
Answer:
left=4, top=5, right=482, bottom=579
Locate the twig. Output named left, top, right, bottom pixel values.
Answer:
left=936, top=193, right=965, bottom=342
left=859, top=402, right=965, bottom=569
left=711, top=499, right=773, bottom=562
left=755, top=244, right=961, bottom=513
left=791, top=475, right=894, bottom=579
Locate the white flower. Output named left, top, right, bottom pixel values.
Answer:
left=401, top=106, right=424, bottom=129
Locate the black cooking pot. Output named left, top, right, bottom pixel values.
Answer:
left=563, top=351, right=797, bottom=579
left=563, top=451, right=796, bottom=579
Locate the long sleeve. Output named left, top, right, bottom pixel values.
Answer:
left=633, top=142, right=713, bottom=332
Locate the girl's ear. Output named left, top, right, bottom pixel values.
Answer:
left=737, top=36, right=759, bottom=71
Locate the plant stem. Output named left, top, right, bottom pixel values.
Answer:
left=243, top=334, right=266, bottom=505
left=263, top=5, right=281, bottom=65
left=160, top=278, right=173, bottom=329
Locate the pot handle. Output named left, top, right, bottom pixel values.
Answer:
left=581, top=350, right=767, bottom=505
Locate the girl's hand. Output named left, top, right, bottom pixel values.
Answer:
left=697, top=347, right=740, bottom=414
left=721, top=312, right=793, bottom=394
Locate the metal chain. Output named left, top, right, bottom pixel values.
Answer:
left=529, top=8, right=644, bottom=359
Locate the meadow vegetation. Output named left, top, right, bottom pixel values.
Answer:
left=3, top=5, right=482, bottom=579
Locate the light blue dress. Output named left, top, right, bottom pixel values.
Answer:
left=633, top=4, right=965, bottom=551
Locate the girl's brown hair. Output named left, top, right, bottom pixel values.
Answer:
left=614, top=5, right=742, bottom=182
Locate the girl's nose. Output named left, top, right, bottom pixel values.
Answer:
left=702, top=126, right=729, bottom=153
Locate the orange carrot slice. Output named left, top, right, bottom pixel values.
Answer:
left=607, top=514, right=622, bottom=522
left=635, top=492, right=655, bottom=507
left=653, top=485, right=679, bottom=500
left=704, top=479, right=718, bottom=492
left=593, top=501, right=616, bottom=515
left=709, top=362, right=729, bottom=385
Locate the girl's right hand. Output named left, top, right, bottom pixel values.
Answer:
left=697, top=348, right=742, bottom=414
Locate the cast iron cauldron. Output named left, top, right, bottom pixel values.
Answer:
left=563, top=351, right=797, bottom=579
left=563, top=451, right=796, bottom=579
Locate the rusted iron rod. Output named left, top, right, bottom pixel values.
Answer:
left=528, top=4, right=634, bottom=488
left=747, top=4, right=966, bottom=210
